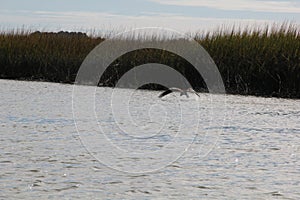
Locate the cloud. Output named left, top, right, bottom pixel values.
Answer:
left=148, top=0, right=300, bottom=13
left=0, top=10, right=280, bottom=33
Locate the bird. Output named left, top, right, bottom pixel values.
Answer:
left=159, top=87, right=200, bottom=98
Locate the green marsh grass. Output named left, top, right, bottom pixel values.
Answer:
left=0, top=24, right=299, bottom=98
left=198, top=24, right=300, bottom=98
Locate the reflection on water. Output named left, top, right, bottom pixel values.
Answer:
left=0, top=80, right=299, bottom=199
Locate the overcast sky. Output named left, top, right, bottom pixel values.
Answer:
left=1, top=0, right=299, bottom=33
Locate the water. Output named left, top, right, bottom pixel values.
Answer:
left=1, top=79, right=299, bottom=199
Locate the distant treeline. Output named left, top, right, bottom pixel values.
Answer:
left=0, top=25, right=299, bottom=98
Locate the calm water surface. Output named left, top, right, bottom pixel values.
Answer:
left=0, top=79, right=299, bottom=199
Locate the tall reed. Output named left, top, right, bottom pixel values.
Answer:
left=198, top=23, right=300, bottom=97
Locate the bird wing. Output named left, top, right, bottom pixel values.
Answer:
left=169, top=87, right=183, bottom=92
left=186, top=88, right=200, bottom=97
left=159, top=89, right=174, bottom=98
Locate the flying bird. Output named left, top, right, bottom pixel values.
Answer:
left=159, top=87, right=200, bottom=98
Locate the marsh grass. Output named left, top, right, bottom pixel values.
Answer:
left=0, top=30, right=104, bottom=83
left=197, top=23, right=300, bottom=98
left=0, top=24, right=299, bottom=98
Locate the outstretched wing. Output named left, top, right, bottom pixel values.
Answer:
left=169, top=87, right=183, bottom=92
left=159, top=89, right=173, bottom=98
left=187, top=88, right=200, bottom=97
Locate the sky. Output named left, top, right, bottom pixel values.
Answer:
left=0, top=0, right=300, bottom=33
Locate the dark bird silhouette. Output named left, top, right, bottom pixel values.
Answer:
left=159, top=87, right=200, bottom=98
